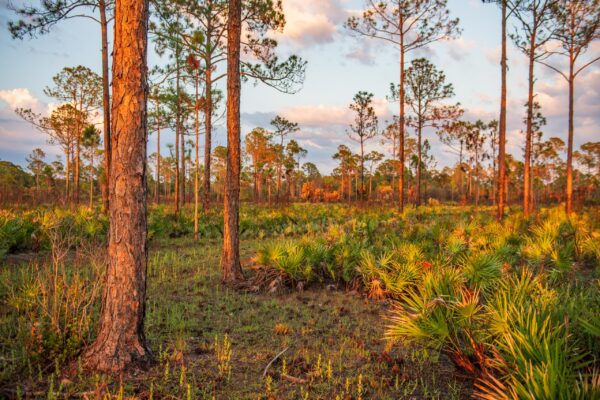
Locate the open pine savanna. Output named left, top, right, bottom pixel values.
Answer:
left=1, top=0, right=599, bottom=399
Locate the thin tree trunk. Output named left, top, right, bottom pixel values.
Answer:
left=475, top=149, right=480, bottom=207
left=155, top=98, right=161, bottom=204
left=416, top=120, right=422, bottom=207
left=399, top=30, right=405, bottom=213
left=82, top=0, right=151, bottom=372
left=194, top=70, right=200, bottom=241
left=222, top=0, right=243, bottom=283
left=566, top=58, right=574, bottom=214
left=203, top=61, right=213, bottom=212
left=65, top=149, right=70, bottom=203
left=75, top=123, right=80, bottom=204
left=174, top=44, right=181, bottom=213
left=497, top=0, right=507, bottom=221
left=181, top=117, right=185, bottom=206
left=360, top=141, right=365, bottom=201
left=89, top=154, right=94, bottom=209
left=492, top=139, right=497, bottom=206
left=100, top=0, right=111, bottom=212
left=276, top=137, right=283, bottom=205
left=524, top=25, right=536, bottom=217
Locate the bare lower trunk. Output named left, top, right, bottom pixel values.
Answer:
left=222, top=0, right=243, bottom=283
left=194, top=71, right=200, bottom=241
left=180, top=119, right=185, bottom=206
left=203, top=65, right=213, bottom=212
left=89, top=155, right=94, bottom=209
left=276, top=163, right=282, bottom=205
left=174, top=47, right=181, bottom=213
left=65, top=150, right=70, bottom=203
left=475, top=152, right=479, bottom=208
left=100, top=0, right=111, bottom=212
left=82, top=0, right=151, bottom=372
left=566, top=61, right=574, bottom=214
left=398, top=38, right=405, bottom=213
left=155, top=108, right=160, bottom=204
left=524, top=28, right=536, bottom=217
left=497, top=1, right=507, bottom=221
left=75, top=138, right=80, bottom=204
left=416, top=121, right=422, bottom=207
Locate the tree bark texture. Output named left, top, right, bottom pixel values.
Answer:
left=222, top=0, right=243, bottom=283
left=82, top=0, right=151, bottom=372
left=497, top=0, right=507, bottom=221
left=100, top=0, right=111, bottom=212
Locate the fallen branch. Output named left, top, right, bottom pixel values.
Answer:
left=281, top=374, right=308, bottom=384
left=262, top=347, right=289, bottom=377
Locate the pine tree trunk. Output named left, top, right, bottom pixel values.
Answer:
left=276, top=137, right=283, bottom=205
left=82, top=0, right=151, bottom=372
left=524, top=23, right=537, bottom=217
left=497, top=0, right=507, bottom=221
left=89, top=154, right=94, bottom=209
left=194, top=71, right=200, bottom=241
left=155, top=99, right=160, bottom=204
left=174, top=45, right=181, bottom=213
left=475, top=149, right=479, bottom=208
left=398, top=32, right=405, bottom=213
left=203, top=62, right=213, bottom=212
left=65, top=149, right=70, bottom=203
left=416, top=120, right=422, bottom=207
left=360, top=140, right=365, bottom=201
left=566, top=58, right=574, bottom=214
left=75, top=133, right=80, bottom=204
left=100, top=0, right=111, bottom=212
left=222, top=0, right=243, bottom=284
left=180, top=115, right=185, bottom=206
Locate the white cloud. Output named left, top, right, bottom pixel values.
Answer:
left=346, top=41, right=377, bottom=65
left=0, top=88, right=44, bottom=112
left=446, top=37, right=476, bottom=62
left=280, top=96, right=392, bottom=127
left=272, top=0, right=347, bottom=48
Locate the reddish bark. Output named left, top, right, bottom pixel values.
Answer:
left=82, top=0, right=151, bottom=372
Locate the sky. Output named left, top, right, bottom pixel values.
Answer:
left=0, top=0, right=598, bottom=174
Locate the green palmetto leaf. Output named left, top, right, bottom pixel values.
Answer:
left=459, top=253, right=502, bottom=291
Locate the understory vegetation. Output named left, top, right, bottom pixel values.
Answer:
left=1, top=204, right=599, bottom=399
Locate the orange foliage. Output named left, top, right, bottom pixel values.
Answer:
left=323, top=191, right=341, bottom=202
left=300, top=183, right=340, bottom=202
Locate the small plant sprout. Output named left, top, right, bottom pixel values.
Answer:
left=179, top=364, right=186, bottom=386
left=314, top=354, right=322, bottom=378
left=215, top=334, right=233, bottom=379
left=265, top=374, right=272, bottom=395
left=164, top=360, right=170, bottom=383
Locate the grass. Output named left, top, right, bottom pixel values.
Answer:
left=1, top=235, right=470, bottom=399
left=1, top=203, right=599, bottom=399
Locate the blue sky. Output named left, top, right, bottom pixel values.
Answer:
left=1, top=0, right=598, bottom=174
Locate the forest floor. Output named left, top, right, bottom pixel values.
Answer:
left=2, top=237, right=472, bottom=399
